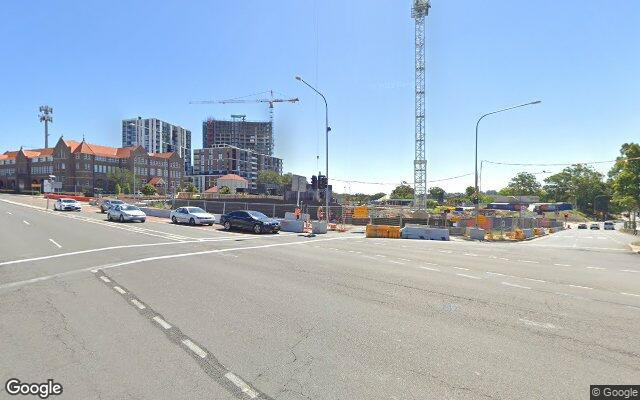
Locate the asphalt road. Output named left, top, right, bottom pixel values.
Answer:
left=1, top=194, right=638, bottom=400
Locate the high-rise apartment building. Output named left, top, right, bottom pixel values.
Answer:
left=122, top=117, right=192, bottom=172
left=202, top=117, right=273, bottom=156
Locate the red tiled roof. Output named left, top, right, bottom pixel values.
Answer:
left=204, top=186, right=219, bottom=193
left=148, top=176, right=165, bottom=186
left=218, top=174, right=248, bottom=182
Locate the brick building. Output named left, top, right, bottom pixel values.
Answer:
left=0, top=137, right=183, bottom=195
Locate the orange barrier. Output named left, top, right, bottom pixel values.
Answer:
left=366, top=224, right=401, bottom=239
left=44, top=193, right=93, bottom=202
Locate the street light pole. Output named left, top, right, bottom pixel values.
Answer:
left=296, top=76, right=331, bottom=222
left=474, top=100, right=541, bottom=226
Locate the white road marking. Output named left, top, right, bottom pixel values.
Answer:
left=621, top=292, right=640, bottom=298
left=375, top=254, right=386, bottom=258
left=48, top=238, right=62, bottom=248
left=439, top=250, right=452, bottom=254
left=519, top=318, right=558, bottom=329
left=398, top=258, right=411, bottom=262
left=464, top=253, right=478, bottom=257
left=153, top=316, right=172, bottom=329
left=389, top=260, right=405, bottom=265
left=499, top=257, right=510, bottom=261
left=518, top=260, right=539, bottom=264
left=523, top=278, right=546, bottom=283
left=567, top=284, right=593, bottom=290
left=225, top=372, right=259, bottom=399
left=586, top=267, right=605, bottom=270
left=420, top=266, right=440, bottom=272
left=553, top=263, right=571, bottom=267
left=182, top=339, right=207, bottom=358
left=0, top=236, right=356, bottom=291
left=627, top=306, right=640, bottom=311
left=90, top=269, right=97, bottom=273
left=486, top=272, right=506, bottom=276
left=488, top=255, right=498, bottom=259
left=501, top=282, right=531, bottom=290
left=453, top=267, right=469, bottom=271
left=457, top=273, right=481, bottom=280
left=621, top=270, right=639, bottom=273
left=99, top=276, right=111, bottom=283
left=113, top=286, right=126, bottom=294
left=6, top=211, right=12, bottom=215
left=424, top=262, right=439, bottom=266
left=131, top=299, right=146, bottom=309
left=22, top=220, right=30, bottom=225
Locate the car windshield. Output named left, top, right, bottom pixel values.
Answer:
left=62, top=199, right=76, bottom=203
left=122, top=205, right=139, bottom=211
left=247, top=211, right=268, bottom=219
left=187, top=207, right=206, bottom=213
left=111, top=200, right=124, bottom=204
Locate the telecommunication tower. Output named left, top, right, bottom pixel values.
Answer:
left=39, top=105, right=53, bottom=148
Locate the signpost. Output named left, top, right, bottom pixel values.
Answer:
left=291, top=175, right=307, bottom=207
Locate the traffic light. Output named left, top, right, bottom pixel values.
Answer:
left=311, top=175, right=318, bottom=189
left=472, top=196, right=479, bottom=205
left=318, top=175, right=327, bottom=190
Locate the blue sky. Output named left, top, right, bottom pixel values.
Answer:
left=1, top=0, right=638, bottom=194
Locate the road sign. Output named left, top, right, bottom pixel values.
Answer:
left=291, top=175, right=307, bottom=192
left=353, top=206, right=369, bottom=219
left=43, top=180, right=52, bottom=193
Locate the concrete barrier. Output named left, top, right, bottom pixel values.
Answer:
left=522, top=229, right=534, bottom=239
left=279, top=219, right=305, bottom=233
left=468, top=228, right=485, bottom=240
left=141, top=208, right=171, bottom=218
left=401, top=224, right=450, bottom=241
left=284, top=212, right=310, bottom=222
left=311, top=221, right=328, bottom=234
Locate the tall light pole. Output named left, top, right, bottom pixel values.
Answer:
left=39, top=106, right=53, bottom=148
left=296, top=76, right=331, bottom=222
left=474, top=100, right=541, bottom=225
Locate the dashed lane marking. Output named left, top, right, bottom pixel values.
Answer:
left=420, top=266, right=440, bottom=272
left=524, top=278, right=547, bottom=283
left=131, top=299, right=146, bottom=309
left=113, top=286, right=126, bottom=294
left=225, top=372, right=260, bottom=399
left=48, top=238, right=62, bottom=248
left=389, top=260, right=405, bottom=265
left=501, top=282, right=531, bottom=290
left=621, top=292, right=640, bottom=298
left=586, top=267, right=605, bottom=270
left=398, top=258, right=411, bottom=262
left=453, top=267, right=469, bottom=271
left=99, top=276, right=111, bottom=283
left=567, top=284, right=593, bottom=290
left=6, top=211, right=12, bottom=215
left=621, top=270, right=639, bottom=273
left=182, top=339, right=208, bottom=358
left=457, top=273, right=481, bottom=280
left=519, top=318, right=558, bottom=330
left=22, top=220, right=30, bottom=225
left=518, top=260, right=539, bottom=264
left=153, top=316, right=172, bottom=329
left=553, top=263, right=572, bottom=267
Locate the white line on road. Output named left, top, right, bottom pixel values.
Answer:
left=499, top=257, right=510, bottom=261
left=225, top=372, right=259, bottom=399
left=439, top=250, right=452, bottom=254
left=398, top=258, right=411, bottom=262
left=567, top=284, right=593, bottom=290
left=519, top=318, right=558, bottom=329
left=131, top=299, right=146, bottom=309
left=457, top=273, right=481, bottom=280
left=6, top=211, right=12, bottom=215
left=501, top=282, right=531, bottom=290
left=388, top=260, right=405, bottom=265
left=424, top=262, right=439, bottom=266
left=464, top=253, right=478, bottom=257
left=153, top=316, right=172, bottom=329
left=453, top=267, right=469, bottom=271
left=620, top=292, right=640, bottom=298
left=182, top=339, right=207, bottom=358
left=553, top=263, right=572, bottom=267
left=486, top=272, right=506, bottom=276
left=113, top=286, right=126, bottom=294
left=48, top=238, right=62, bottom=248
left=420, top=266, right=440, bottom=272
left=518, top=260, right=539, bottom=264
left=375, top=254, right=386, bottom=258
left=621, top=270, right=639, bottom=273
left=99, top=276, right=111, bottom=283
left=524, top=278, right=547, bottom=283
left=586, top=267, right=605, bottom=270
left=22, top=220, right=30, bottom=225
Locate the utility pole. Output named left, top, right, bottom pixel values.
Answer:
left=39, top=106, right=53, bottom=148
left=412, top=0, right=430, bottom=210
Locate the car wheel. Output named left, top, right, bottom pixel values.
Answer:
left=119, top=215, right=124, bottom=223
left=107, top=214, right=111, bottom=221
left=208, top=223, right=214, bottom=226
left=171, top=216, right=178, bottom=224
left=253, top=224, right=262, bottom=234
left=224, top=221, right=231, bottom=230
left=189, top=218, right=196, bottom=226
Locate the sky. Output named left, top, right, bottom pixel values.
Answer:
left=0, top=0, right=638, bottom=195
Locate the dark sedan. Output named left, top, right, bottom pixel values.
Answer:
left=219, top=210, right=280, bottom=234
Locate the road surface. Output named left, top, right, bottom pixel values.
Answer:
left=1, top=194, right=638, bottom=399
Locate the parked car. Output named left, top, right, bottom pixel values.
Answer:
left=170, top=207, right=215, bottom=226
left=577, top=223, right=587, bottom=229
left=99, top=198, right=125, bottom=213
left=54, top=198, right=82, bottom=211
left=107, top=204, right=146, bottom=223
left=603, top=221, right=615, bottom=230
left=219, top=210, right=281, bottom=234
left=590, top=223, right=600, bottom=230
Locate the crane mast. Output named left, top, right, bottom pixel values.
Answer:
left=412, top=0, right=430, bottom=209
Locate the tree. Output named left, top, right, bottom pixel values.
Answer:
left=107, top=167, right=137, bottom=194
left=141, top=184, right=157, bottom=196
left=257, top=170, right=282, bottom=185
left=370, top=192, right=386, bottom=201
left=465, top=186, right=476, bottom=199
left=123, top=183, right=131, bottom=195
left=281, top=172, right=293, bottom=187
left=390, top=183, right=414, bottom=199
left=499, top=172, right=542, bottom=196
left=184, top=183, right=198, bottom=193
left=608, top=142, right=640, bottom=215
left=219, top=186, right=231, bottom=195
left=543, top=164, right=607, bottom=214
left=429, top=186, right=446, bottom=203
left=115, top=183, right=122, bottom=196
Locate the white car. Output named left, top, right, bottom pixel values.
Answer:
left=603, top=221, right=615, bottom=230
left=54, top=198, right=82, bottom=211
left=170, top=207, right=215, bottom=226
left=107, top=204, right=146, bottom=223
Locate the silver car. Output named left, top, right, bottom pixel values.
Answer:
left=54, top=198, right=82, bottom=211
left=99, top=199, right=125, bottom=213
left=170, top=207, right=215, bottom=226
left=107, top=204, right=146, bottom=223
